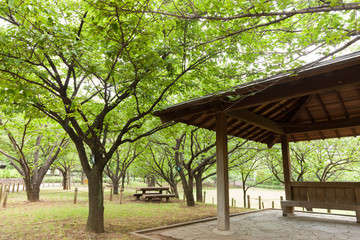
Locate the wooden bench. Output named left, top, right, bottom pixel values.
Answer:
left=133, top=192, right=143, bottom=200
left=142, top=194, right=176, bottom=202
left=281, top=182, right=360, bottom=222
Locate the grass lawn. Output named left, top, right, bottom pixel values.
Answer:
left=0, top=186, right=250, bottom=240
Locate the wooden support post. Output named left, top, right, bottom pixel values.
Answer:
left=16, top=183, right=19, bottom=193
left=203, top=191, right=206, bottom=203
left=272, top=201, right=275, bottom=209
left=12, top=183, right=15, bottom=193
left=281, top=135, right=294, bottom=214
left=262, top=202, right=264, bottom=209
left=110, top=187, right=113, bottom=201
left=215, top=112, right=230, bottom=231
left=2, top=189, right=9, bottom=208
left=119, top=189, right=123, bottom=204
left=247, top=195, right=251, bottom=209
left=258, top=196, right=261, bottom=209
left=231, top=198, right=234, bottom=207
left=74, top=188, right=78, bottom=204
left=22, top=184, right=25, bottom=191
left=280, top=196, right=283, bottom=201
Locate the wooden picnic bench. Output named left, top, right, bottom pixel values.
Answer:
left=133, top=187, right=175, bottom=202
left=143, top=193, right=176, bottom=202
left=281, top=182, right=360, bottom=222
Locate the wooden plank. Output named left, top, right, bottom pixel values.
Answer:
left=299, top=187, right=308, bottom=201
left=290, top=182, right=360, bottom=188
left=326, top=187, right=336, bottom=203
left=345, top=188, right=357, bottom=204
left=308, top=187, right=317, bottom=201
left=281, top=200, right=360, bottom=212
left=355, top=188, right=360, bottom=203
left=335, top=188, right=346, bottom=203
left=316, top=187, right=326, bottom=202
left=292, top=187, right=300, bottom=201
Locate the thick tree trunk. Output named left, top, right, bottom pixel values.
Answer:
left=147, top=175, right=155, bottom=187
left=183, top=176, right=195, bottom=206
left=195, top=176, right=203, bottom=203
left=86, top=165, right=104, bottom=233
left=25, top=179, right=41, bottom=202
left=62, top=169, right=68, bottom=190
left=113, top=178, right=119, bottom=195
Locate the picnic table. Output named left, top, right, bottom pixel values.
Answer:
left=133, top=187, right=175, bottom=202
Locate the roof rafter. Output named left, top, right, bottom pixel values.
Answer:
left=227, top=109, right=284, bottom=134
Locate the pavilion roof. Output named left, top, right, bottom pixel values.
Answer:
left=154, top=51, right=360, bottom=147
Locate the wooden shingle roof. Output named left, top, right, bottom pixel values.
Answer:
left=154, top=52, right=360, bottom=147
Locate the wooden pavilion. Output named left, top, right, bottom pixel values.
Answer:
left=154, top=51, right=360, bottom=233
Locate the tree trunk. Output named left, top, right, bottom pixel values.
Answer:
left=62, top=169, right=68, bottom=190
left=183, top=176, right=195, bottom=206
left=126, top=172, right=130, bottom=185
left=121, top=174, right=126, bottom=190
left=113, top=178, right=119, bottom=195
left=242, top=181, right=247, bottom=208
left=86, top=165, right=104, bottom=233
left=170, top=182, right=179, bottom=198
left=147, top=175, right=155, bottom=187
left=68, top=169, right=71, bottom=190
left=195, top=176, right=203, bottom=203
left=25, top=179, right=41, bottom=202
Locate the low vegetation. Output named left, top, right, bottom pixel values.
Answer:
left=0, top=187, right=248, bottom=240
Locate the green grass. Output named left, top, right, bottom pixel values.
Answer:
left=0, top=186, right=249, bottom=240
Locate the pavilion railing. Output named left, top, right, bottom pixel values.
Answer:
left=290, top=181, right=360, bottom=204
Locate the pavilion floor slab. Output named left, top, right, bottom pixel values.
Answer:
left=135, top=209, right=360, bottom=240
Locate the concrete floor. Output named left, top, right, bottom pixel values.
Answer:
left=135, top=209, right=360, bottom=240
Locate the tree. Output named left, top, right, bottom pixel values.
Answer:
left=232, top=142, right=266, bottom=207
left=53, top=143, right=79, bottom=190
left=0, top=115, right=69, bottom=201
left=264, top=138, right=360, bottom=183
left=163, top=126, right=246, bottom=206
left=307, top=138, right=360, bottom=181
left=1, top=0, right=360, bottom=233
left=104, top=141, right=145, bottom=194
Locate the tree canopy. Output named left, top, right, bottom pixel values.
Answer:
left=0, top=0, right=360, bottom=233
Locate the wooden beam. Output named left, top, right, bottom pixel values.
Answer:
left=155, top=101, right=220, bottom=123
left=281, top=135, right=294, bottom=214
left=227, top=109, right=284, bottom=135
left=282, top=117, right=360, bottom=134
left=288, top=96, right=312, bottom=122
left=215, top=112, right=230, bottom=231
